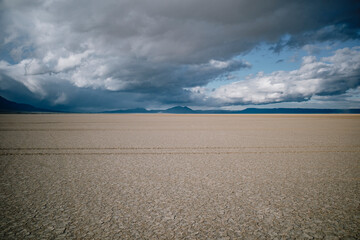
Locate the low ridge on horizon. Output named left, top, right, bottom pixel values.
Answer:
left=0, top=96, right=57, bottom=113
left=1, top=96, right=359, bottom=114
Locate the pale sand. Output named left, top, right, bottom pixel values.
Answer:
left=0, top=114, right=359, bottom=239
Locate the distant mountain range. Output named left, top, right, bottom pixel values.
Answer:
left=0, top=96, right=57, bottom=113
left=1, top=95, right=359, bottom=114
left=104, top=105, right=360, bottom=114
left=104, top=106, right=195, bottom=114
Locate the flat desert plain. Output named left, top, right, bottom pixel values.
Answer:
left=0, top=114, right=359, bottom=239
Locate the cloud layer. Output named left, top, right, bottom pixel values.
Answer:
left=211, top=47, right=360, bottom=105
left=0, top=0, right=359, bottom=110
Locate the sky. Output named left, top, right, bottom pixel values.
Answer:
left=0, top=0, right=360, bottom=112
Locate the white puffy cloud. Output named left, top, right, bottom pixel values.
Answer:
left=212, top=47, right=360, bottom=105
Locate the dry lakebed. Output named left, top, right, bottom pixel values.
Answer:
left=0, top=114, right=359, bottom=239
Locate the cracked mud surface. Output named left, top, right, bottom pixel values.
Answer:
left=0, top=114, right=359, bottom=239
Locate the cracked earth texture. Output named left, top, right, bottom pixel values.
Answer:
left=0, top=114, right=359, bottom=239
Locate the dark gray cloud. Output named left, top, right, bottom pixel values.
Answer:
left=272, top=24, right=360, bottom=53
left=0, top=0, right=359, bottom=110
left=0, top=71, right=147, bottom=112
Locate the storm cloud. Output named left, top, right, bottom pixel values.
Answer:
left=0, top=0, right=359, bottom=110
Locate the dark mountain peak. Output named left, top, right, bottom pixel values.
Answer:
left=0, top=95, right=13, bottom=105
left=0, top=95, right=56, bottom=113
left=164, top=106, right=194, bottom=113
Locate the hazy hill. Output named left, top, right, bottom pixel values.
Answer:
left=1, top=95, right=359, bottom=114
left=238, top=108, right=360, bottom=114
left=163, top=106, right=195, bottom=113
left=104, top=108, right=150, bottom=113
left=102, top=106, right=360, bottom=114
left=0, top=96, right=56, bottom=113
left=103, top=106, right=196, bottom=114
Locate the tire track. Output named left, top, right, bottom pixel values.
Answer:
left=1, top=146, right=359, bottom=156
left=1, top=150, right=359, bottom=156
left=1, top=145, right=359, bottom=150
